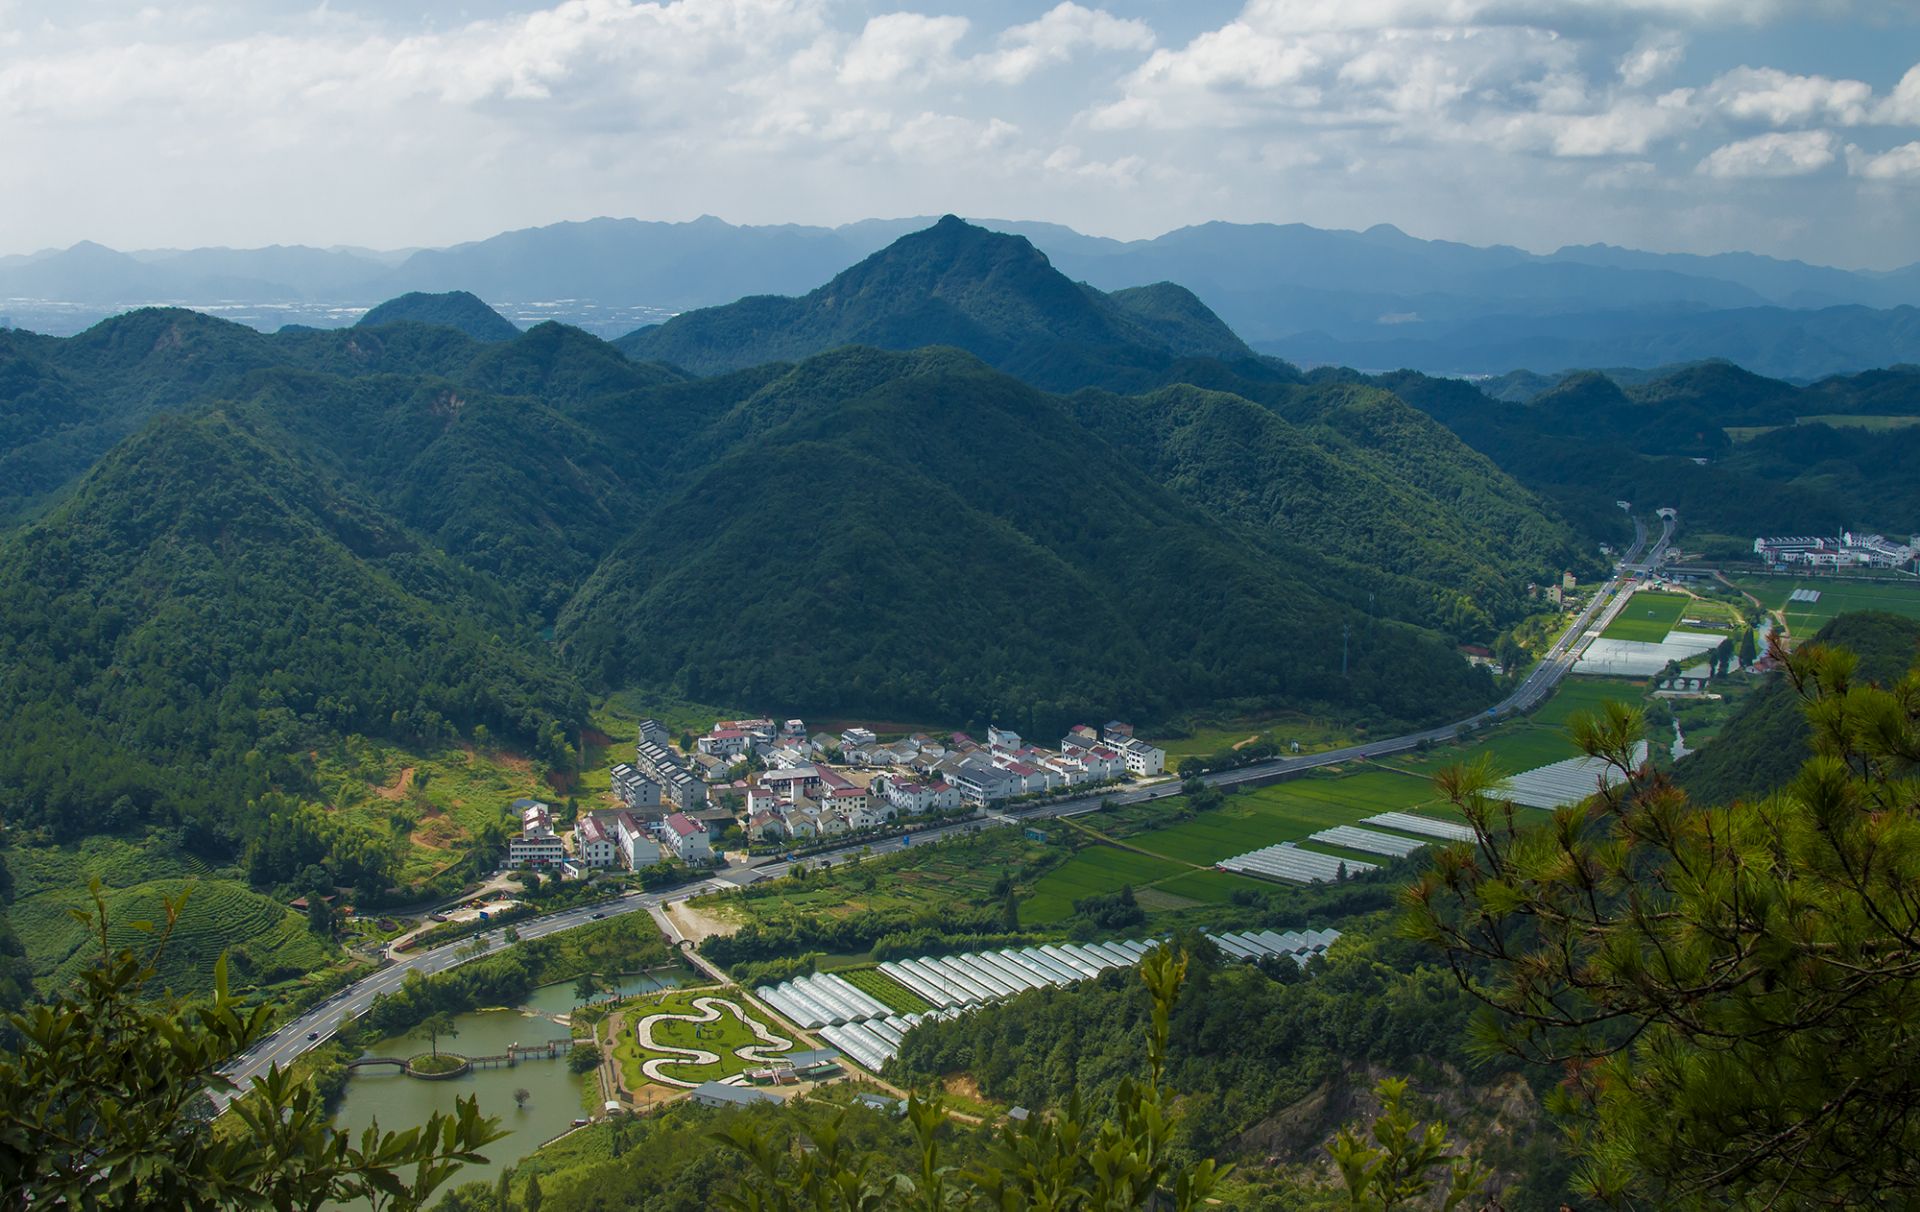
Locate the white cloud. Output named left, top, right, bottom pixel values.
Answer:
left=838, top=12, right=970, bottom=86
left=978, top=3, right=1154, bottom=84
left=1234, top=0, right=1813, bottom=35
left=1698, top=128, right=1837, bottom=176
left=1849, top=140, right=1920, bottom=180
left=1879, top=64, right=1920, bottom=125
left=1619, top=31, right=1685, bottom=87
left=1042, top=143, right=1146, bottom=184
left=1706, top=65, right=1873, bottom=127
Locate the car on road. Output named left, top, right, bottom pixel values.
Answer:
left=591, top=912, right=606, bottom=919
left=307, top=1031, right=320, bottom=1041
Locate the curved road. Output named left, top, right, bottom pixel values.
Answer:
left=219, top=514, right=1671, bottom=1105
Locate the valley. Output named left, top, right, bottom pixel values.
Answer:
left=3, top=214, right=1918, bottom=1212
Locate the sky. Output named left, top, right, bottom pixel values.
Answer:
left=3, top=0, right=1919, bottom=267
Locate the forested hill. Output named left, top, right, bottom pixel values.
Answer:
left=612, top=216, right=1267, bottom=391
left=353, top=290, right=520, bottom=342
left=0, top=410, right=588, bottom=850
left=1373, top=360, right=1920, bottom=540
left=1675, top=611, right=1920, bottom=805
left=556, top=346, right=1499, bottom=733
left=0, top=245, right=1602, bottom=891
left=1065, top=381, right=1586, bottom=634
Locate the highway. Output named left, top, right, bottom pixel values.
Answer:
left=218, top=512, right=1672, bottom=1103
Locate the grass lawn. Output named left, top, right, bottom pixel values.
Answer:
left=1601, top=590, right=1694, bottom=642
left=612, top=988, right=792, bottom=1087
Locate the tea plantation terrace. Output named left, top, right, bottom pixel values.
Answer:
left=758, top=928, right=1341, bottom=1073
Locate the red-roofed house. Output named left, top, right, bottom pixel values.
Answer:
left=664, top=813, right=714, bottom=863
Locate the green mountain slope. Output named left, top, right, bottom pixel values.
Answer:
left=613, top=217, right=1256, bottom=391
left=1065, top=382, right=1592, bottom=633
left=1675, top=613, right=1920, bottom=804
left=1376, top=362, right=1920, bottom=538
left=356, top=290, right=521, bottom=342
left=558, top=347, right=1495, bottom=733
left=0, top=411, right=587, bottom=851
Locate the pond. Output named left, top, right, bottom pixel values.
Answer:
left=331, top=970, right=682, bottom=1195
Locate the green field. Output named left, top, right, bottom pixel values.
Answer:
left=7, top=834, right=341, bottom=997
left=1524, top=677, right=1646, bottom=729
left=839, top=967, right=934, bottom=1015
left=1020, top=674, right=1657, bottom=921
left=1023, top=848, right=1194, bottom=922
left=1148, top=712, right=1358, bottom=762
left=730, top=830, right=1049, bottom=930
left=1601, top=591, right=1694, bottom=641
left=1730, top=576, right=1920, bottom=633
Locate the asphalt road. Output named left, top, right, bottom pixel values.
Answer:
left=218, top=514, right=1673, bottom=1103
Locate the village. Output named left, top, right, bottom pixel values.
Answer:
left=505, top=716, right=1168, bottom=877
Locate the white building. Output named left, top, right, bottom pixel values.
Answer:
left=698, top=728, right=749, bottom=758
left=610, top=763, right=662, bottom=809
left=613, top=812, right=661, bottom=869
left=664, top=812, right=714, bottom=864
left=508, top=801, right=567, bottom=868
left=1118, top=738, right=1165, bottom=778
left=1082, top=747, right=1124, bottom=781
left=574, top=814, right=618, bottom=868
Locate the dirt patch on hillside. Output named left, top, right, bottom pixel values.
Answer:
left=371, top=767, right=415, bottom=801
left=944, top=1073, right=986, bottom=1102
left=667, top=899, right=740, bottom=943
left=413, top=815, right=467, bottom=851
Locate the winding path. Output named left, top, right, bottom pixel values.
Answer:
left=631, top=996, right=793, bottom=1088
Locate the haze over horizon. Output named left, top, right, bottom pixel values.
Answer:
left=5, top=0, right=1920, bottom=268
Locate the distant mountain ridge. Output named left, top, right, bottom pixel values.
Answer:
left=7, top=213, right=1920, bottom=379
left=611, top=216, right=1255, bottom=390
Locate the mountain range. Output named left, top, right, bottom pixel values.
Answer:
left=1, top=218, right=1625, bottom=888
left=8, top=215, right=1920, bottom=380
left=6, top=212, right=1919, bottom=891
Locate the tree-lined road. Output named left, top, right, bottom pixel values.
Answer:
left=219, top=514, right=1670, bottom=1104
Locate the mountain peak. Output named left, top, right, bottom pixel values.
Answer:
left=615, top=216, right=1248, bottom=388
left=355, top=290, right=519, bottom=342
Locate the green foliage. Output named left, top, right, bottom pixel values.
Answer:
left=0, top=411, right=587, bottom=875
left=559, top=346, right=1497, bottom=735
left=1379, top=361, right=1920, bottom=537
left=0, top=883, right=501, bottom=1210
left=1071, top=883, right=1147, bottom=930
left=1327, top=1078, right=1490, bottom=1211
left=359, top=914, right=676, bottom=1041
left=356, top=292, right=521, bottom=342
left=1675, top=612, right=1920, bottom=805
left=566, top=1043, right=601, bottom=1075
left=1067, top=381, right=1591, bottom=635
left=416, top=1011, right=459, bottom=1058
left=1411, top=637, right=1920, bottom=1207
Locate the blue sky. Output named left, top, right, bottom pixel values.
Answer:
left=2, top=0, right=1917, bottom=266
